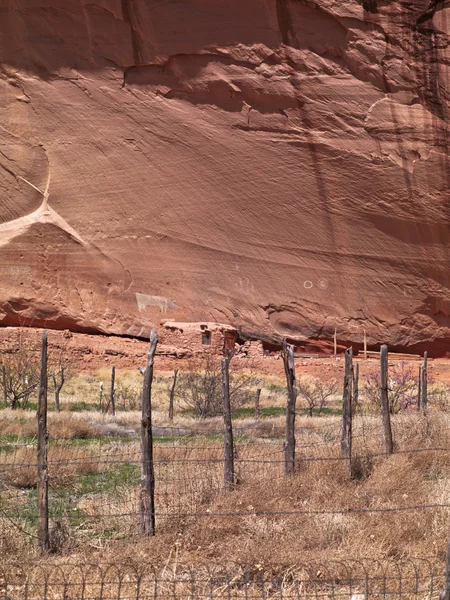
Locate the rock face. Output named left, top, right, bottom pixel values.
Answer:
left=0, top=1, right=450, bottom=352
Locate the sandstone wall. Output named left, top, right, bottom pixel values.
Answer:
left=0, top=1, right=450, bottom=352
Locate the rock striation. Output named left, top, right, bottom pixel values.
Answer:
left=0, top=1, right=450, bottom=353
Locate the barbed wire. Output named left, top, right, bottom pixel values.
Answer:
left=0, top=445, right=447, bottom=471
left=1, top=501, right=449, bottom=521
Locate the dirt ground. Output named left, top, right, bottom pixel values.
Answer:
left=1, top=326, right=450, bottom=383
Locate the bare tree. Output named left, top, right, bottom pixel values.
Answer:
left=1, top=332, right=40, bottom=409
left=168, top=369, right=178, bottom=421
left=297, top=377, right=338, bottom=417
left=52, top=367, right=65, bottom=412
left=99, top=381, right=104, bottom=412
left=50, top=349, right=69, bottom=412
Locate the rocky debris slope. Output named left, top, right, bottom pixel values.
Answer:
left=0, top=1, right=450, bottom=352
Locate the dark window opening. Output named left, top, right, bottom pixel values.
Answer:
left=202, top=331, right=211, bottom=345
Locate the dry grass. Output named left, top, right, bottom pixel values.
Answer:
left=0, top=409, right=100, bottom=440
left=0, top=401, right=449, bottom=598
left=0, top=411, right=448, bottom=564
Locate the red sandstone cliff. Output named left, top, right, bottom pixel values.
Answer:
left=0, top=1, right=450, bottom=352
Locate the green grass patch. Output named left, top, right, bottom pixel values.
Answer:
left=66, top=401, right=99, bottom=412
left=76, top=463, right=140, bottom=496
left=233, top=406, right=286, bottom=419
left=296, top=407, right=342, bottom=417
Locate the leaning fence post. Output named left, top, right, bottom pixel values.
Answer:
left=222, top=350, right=235, bottom=488
left=422, top=352, right=428, bottom=412
left=341, top=348, right=353, bottom=475
left=282, top=339, right=297, bottom=475
left=380, top=344, right=394, bottom=454
left=140, top=330, right=158, bottom=536
left=255, top=388, right=261, bottom=420
left=37, top=330, right=49, bottom=551
left=110, top=366, right=116, bottom=416
left=168, top=369, right=178, bottom=421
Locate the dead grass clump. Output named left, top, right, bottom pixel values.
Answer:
left=362, top=454, right=426, bottom=504
left=0, top=443, right=102, bottom=488
left=48, top=415, right=99, bottom=440
left=0, top=414, right=36, bottom=439
left=0, top=410, right=100, bottom=441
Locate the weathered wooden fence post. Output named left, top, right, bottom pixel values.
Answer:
left=282, top=339, right=297, bottom=475
left=417, top=365, right=422, bottom=411
left=353, top=361, right=359, bottom=413
left=140, top=330, right=158, bottom=536
left=380, top=344, right=394, bottom=455
left=421, top=351, right=428, bottom=412
left=255, top=388, right=261, bottom=420
left=363, top=330, right=367, bottom=360
left=222, top=350, right=235, bottom=488
left=37, top=330, right=49, bottom=551
left=168, top=369, right=178, bottom=421
left=99, top=381, right=104, bottom=413
left=110, top=366, right=116, bottom=416
left=440, top=538, right=450, bottom=600
left=2, top=364, right=7, bottom=408
left=341, top=348, right=353, bottom=475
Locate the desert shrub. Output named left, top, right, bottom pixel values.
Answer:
left=363, top=361, right=418, bottom=413
left=115, top=384, right=141, bottom=411
left=297, top=377, right=338, bottom=417
left=176, top=354, right=255, bottom=419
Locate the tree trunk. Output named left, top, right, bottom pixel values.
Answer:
left=37, top=330, right=49, bottom=551
left=53, top=367, right=64, bottom=413
left=2, top=365, right=7, bottom=409
left=168, top=369, right=178, bottom=421
left=140, top=331, right=158, bottom=536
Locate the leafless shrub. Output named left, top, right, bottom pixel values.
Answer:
left=297, top=377, right=338, bottom=417
left=1, top=332, right=40, bottom=410
left=176, top=354, right=256, bottom=419
left=363, top=362, right=429, bottom=413
left=115, top=383, right=141, bottom=411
